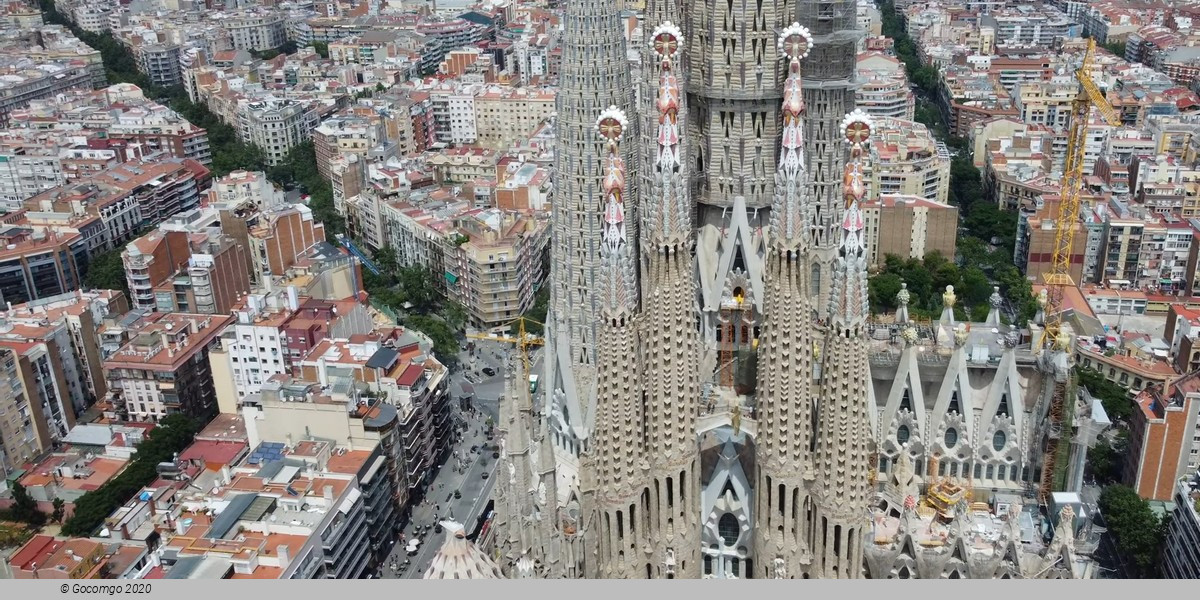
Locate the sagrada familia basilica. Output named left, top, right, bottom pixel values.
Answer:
left=485, top=0, right=1105, bottom=579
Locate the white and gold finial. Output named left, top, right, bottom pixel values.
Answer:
left=778, top=23, right=813, bottom=61
left=841, top=109, right=874, bottom=147
left=650, top=23, right=683, bottom=62
left=596, top=106, right=628, bottom=146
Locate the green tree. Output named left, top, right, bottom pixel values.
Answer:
left=312, top=42, right=329, bottom=59
left=868, top=272, right=904, bottom=313
left=1076, top=367, right=1133, bottom=422
left=993, top=266, right=1037, bottom=326
left=960, top=267, right=993, bottom=307
left=51, top=498, right=65, bottom=524
left=1098, top=485, right=1169, bottom=577
left=397, top=265, right=441, bottom=313
left=521, top=286, right=549, bottom=335
left=1086, top=432, right=1126, bottom=485
left=406, top=315, right=459, bottom=369
left=9, top=483, right=45, bottom=526
left=441, top=301, right=468, bottom=332
left=83, top=247, right=130, bottom=298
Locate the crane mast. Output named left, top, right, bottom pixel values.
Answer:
left=1036, top=39, right=1121, bottom=504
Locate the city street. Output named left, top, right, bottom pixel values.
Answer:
left=380, top=405, right=498, bottom=579
left=377, top=337, right=545, bottom=579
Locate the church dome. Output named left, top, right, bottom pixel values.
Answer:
left=422, top=521, right=506, bottom=579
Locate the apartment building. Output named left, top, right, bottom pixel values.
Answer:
left=286, top=330, right=452, bottom=508
left=0, top=346, right=39, bottom=473
left=429, top=84, right=478, bottom=146
left=312, top=115, right=385, bottom=180
left=104, top=312, right=234, bottom=422
left=472, top=86, right=555, bottom=150
left=0, top=58, right=94, bottom=126
left=855, top=52, right=915, bottom=121
left=1099, top=216, right=1145, bottom=286
left=0, top=290, right=127, bottom=413
left=1165, top=304, right=1200, bottom=374
left=1015, top=196, right=1087, bottom=285
left=444, top=210, right=549, bottom=330
left=209, top=293, right=297, bottom=405
left=248, top=203, right=327, bottom=282
left=0, top=338, right=75, bottom=455
left=1076, top=337, right=1177, bottom=398
left=7, top=536, right=110, bottom=579
left=277, top=297, right=374, bottom=376
left=0, top=225, right=85, bottom=307
left=136, top=44, right=182, bottom=88
left=25, top=183, right=142, bottom=254
left=238, top=99, right=321, bottom=165
left=940, top=64, right=1019, bottom=136
left=7, top=535, right=155, bottom=579
left=861, top=195, right=958, bottom=269
left=123, top=227, right=250, bottom=316
left=494, top=156, right=551, bottom=211
left=1124, top=372, right=1200, bottom=501
left=867, top=117, right=951, bottom=204
left=91, top=159, right=211, bottom=228
left=982, top=6, right=1077, bottom=47
left=1163, top=473, right=1200, bottom=579
left=223, top=11, right=287, bottom=52
left=162, top=443, right=372, bottom=579
left=1138, top=217, right=1194, bottom=292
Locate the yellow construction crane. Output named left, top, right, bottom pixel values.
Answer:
left=466, top=316, right=545, bottom=394
left=1037, top=38, right=1121, bottom=504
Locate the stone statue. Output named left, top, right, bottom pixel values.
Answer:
left=989, top=286, right=1003, bottom=309
left=773, top=557, right=787, bottom=579
left=954, top=323, right=969, bottom=347
left=894, top=451, right=919, bottom=505
left=943, top=285, right=957, bottom=308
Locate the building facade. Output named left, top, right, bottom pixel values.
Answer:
left=509, top=0, right=1094, bottom=581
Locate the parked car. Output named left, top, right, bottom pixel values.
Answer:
left=482, top=367, right=496, bottom=377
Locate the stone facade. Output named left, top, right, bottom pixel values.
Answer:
left=498, top=0, right=1097, bottom=581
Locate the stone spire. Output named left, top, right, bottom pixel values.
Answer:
left=810, top=110, right=876, bottom=579
left=493, top=360, right=536, bottom=572
left=754, top=24, right=819, bottom=578
left=639, top=23, right=700, bottom=578
left=582, top=108, right=649, bottom=578
left=544, top=0, right=637, bottom=459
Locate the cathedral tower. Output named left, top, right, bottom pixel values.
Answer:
left=752, top=24, right=819, bottom=580
left=639, top=24, right=702, bottom=579
left=809, top=111, right=876, bottom=579
left=545, top=0, right=639, bottom=463
left=581, top=108, right=651, bottom=578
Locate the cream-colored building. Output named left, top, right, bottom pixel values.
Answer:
left=856, top=52, right=914, bottom=120
left=473, top=86, right=556, bottom=150
left=867, top=117, right=951, bottom=204
left=444, top=210, right=550, bottom=330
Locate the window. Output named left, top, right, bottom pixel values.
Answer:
left=993, top=430, right=1007, bottom=451
left=896, top=425, right=910, bottom=444
left=718, top=513, right=740, bottom=547
left=944, top=428, right=958, bottom=447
